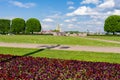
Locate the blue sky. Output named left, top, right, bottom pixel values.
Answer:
left=0, top=0, right=120, bottom=32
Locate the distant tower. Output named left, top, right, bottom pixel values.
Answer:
left=56, top=24, right=62, bottom=32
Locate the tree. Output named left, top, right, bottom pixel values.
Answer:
left=11, top=18, right=25, bottom=34
left=0, top=19, right=10, bottom=34
left=26, top=18, right=41, bottom=34
left=104, top=15, right=120, bottom=35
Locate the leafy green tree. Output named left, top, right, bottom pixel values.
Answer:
left=104, top=15, right=120, bottom=35
left=0, top=19, right=10, bottom=34
left=11, top=18, right=25, bottom=34
left=26, top=18, right=41, bottom=34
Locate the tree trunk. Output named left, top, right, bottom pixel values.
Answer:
left=3, top=31, right=5, bottom=34
left=32, top=31, right=33, bottom=34
left=106, top=32, right=109, bottom=35
left=113, top=32, right=115, bottom=35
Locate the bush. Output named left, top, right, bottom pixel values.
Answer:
left=11, top=18, right=25, bottom=34
left=26, top=18, right=41, bottom=34
left=0, top=19, right=10, bottom=34
left=0, top=54, right=120, bottom=80
left=104, top=15, right=120, bottom=35
left=0, top=17, right=42, bottom=35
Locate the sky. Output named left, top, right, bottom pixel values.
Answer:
left=0, top=0, right=120, bottom=32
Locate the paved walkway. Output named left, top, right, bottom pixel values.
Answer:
left=83, top=37, right=120, bottom=44
left=0, top=42, right=120, bottom=53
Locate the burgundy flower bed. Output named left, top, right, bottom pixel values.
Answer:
left=0, top=54, right=120, bottom=80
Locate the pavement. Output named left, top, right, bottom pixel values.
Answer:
left=84, top=37, right=120, bottom=44
left=0, top=42, right=120, bottom=53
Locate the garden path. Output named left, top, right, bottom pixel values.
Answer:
left=0, top=42, right=120, bottom=53
left=82, top=37, right=120, bottom=44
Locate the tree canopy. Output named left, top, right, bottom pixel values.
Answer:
left=0, top=18, right=42, bottom=35
left=0, top=19, right=10, bottom=34
left=104, top=15, right=120, bottom=35
left=26, top=18, right=41, bottom=34
left=11, top=18, right=25, bottom=34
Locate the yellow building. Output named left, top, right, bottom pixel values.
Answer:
left=56, top=24, right=62, bottom=32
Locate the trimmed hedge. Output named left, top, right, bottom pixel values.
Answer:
left=26, top=18, right=41, bottom=34
left=104, top=15, right=120, bottom=35
left=11, top=18, right=25, bottom=34
left=0, top=19, right=10, bottom=34
left=0, top=18, right=41, bottom=34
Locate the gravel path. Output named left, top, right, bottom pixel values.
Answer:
left=0, top=42, right=120, bottom=53
left=83, top=37, right=120, bottom=44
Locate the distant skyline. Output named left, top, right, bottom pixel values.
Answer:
left=0, top=0, right=120, bottom=32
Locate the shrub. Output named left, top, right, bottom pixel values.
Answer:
left=26, top=18, right=41, bottom=34
left=0, top=54, right=120, bottom=80
left=104, top=15, right=120, bottom=35
left=0, top=19, right=10, bottom=34
left=11, top=18, right=25, bottom=34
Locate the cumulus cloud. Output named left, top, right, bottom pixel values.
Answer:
left=48, top=13, right=61, bottom=19
left=67, top=1, right=74, bottom=5
left=81, top=0, right=101, bottom=5
left=68, top=6, right=75, bottom=10
left=64, top=18, right=77, bottom=22
left=66, top=0, right=120, bottom=17
left=90, top=15, right=108, bottom=20
left=59, top=24, right=63, bottom=26
left=98, top=0, right=115, bottom=9
left=77, top=20, right=103, bottom=25
left=66, top=6, right=99, bottom=16
left=112, top=10, right=120, bottom=15
left=9, top=1, right=36, bottom=8
left=42, top=18, right=54, bottom=22
left=64, top=20, right=71, bottom=22
left=68, top=24, right=74, bottom=28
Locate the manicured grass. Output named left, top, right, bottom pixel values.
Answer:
left=0, top=35, right=120, bottom=47
left=0, top=47, right=120, bottom=64
left=88, top=35, right=120, bottom=42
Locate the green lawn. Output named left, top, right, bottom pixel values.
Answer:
left=0, top=35, right=120, bottom=47
left=0, top=47, right=120, bottom=64
left=88, top=35, right=120, bottom=42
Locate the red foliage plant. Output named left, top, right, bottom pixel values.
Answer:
left=0, top=54, right=120, bottom=80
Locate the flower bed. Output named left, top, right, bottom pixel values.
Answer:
left=0, top=54, right=120, bottom=80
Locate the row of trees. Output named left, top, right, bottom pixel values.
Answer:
left=104, top=15, right=120, bottom=35
left=0, top=18, right=41, bottom=34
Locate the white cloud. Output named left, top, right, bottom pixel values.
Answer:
left=77, top=20, right=102, bottom=25
left=41, top=24, right=50, bottom=28
left=90, top=15, right=108, bottom=20
left=9, top=1, right=36, bottom=8
left=42, top=18, right=54, bottom=22
left=66, top=6, right=99, bottom=16
left=81, top=0, right=101, bottom=5
left=68, top=6, right=75, bottom=10
left=66, top=0, right=120, bottom=17
left=98, top=0, right=115, bottom=9
left=48, top=13, right=61, bottom=19
left=41, top=22, right=56, bottom=30
left=112, top=10, right=120, bottom=15
left=60, top=24, right=63, bottom=26
left=71, top=18, right=77, bottom=21
left=68, top=24, right=74, bottom=28
left=68, top=24, right=74, bottom=27
left=64, top=17, right=77, bottom=23
left=67, top=1, right=74, bottom=5
left=64, top=20, right=71, bottom=22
